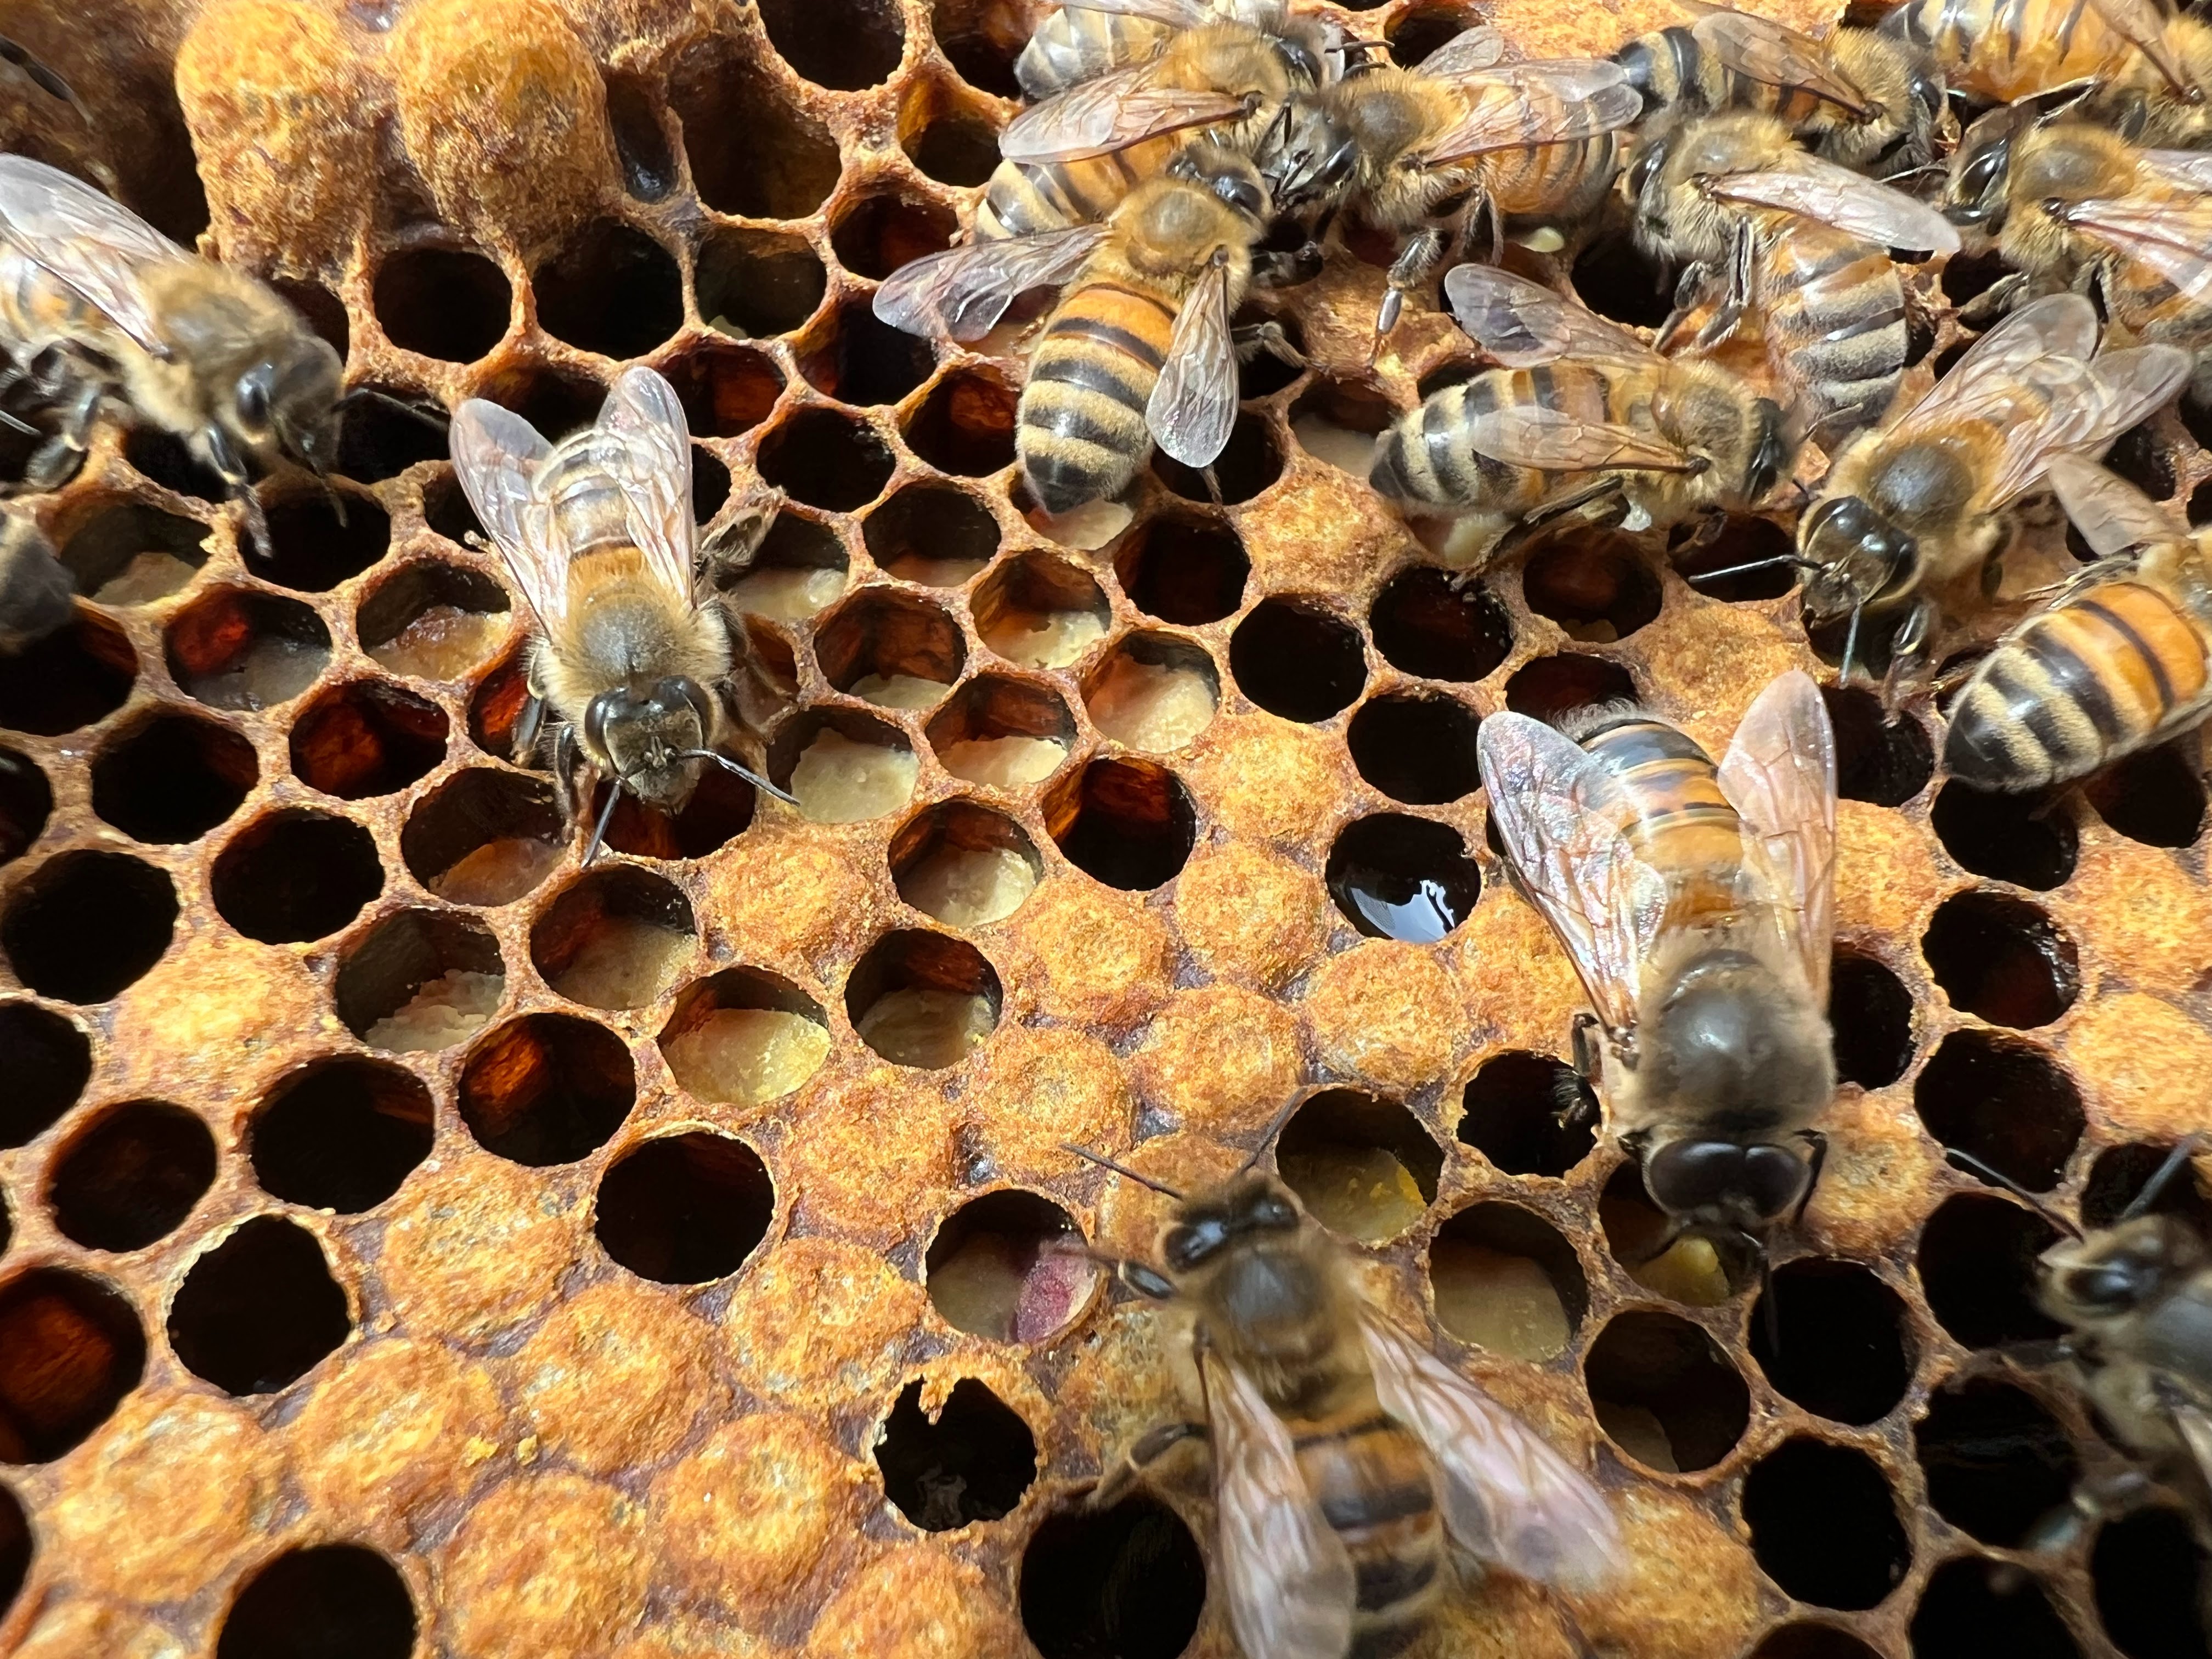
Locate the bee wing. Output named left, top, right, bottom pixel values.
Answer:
left=1475, top=712, right=1656, bottom=1036
left=1715, top=670, right=1837, bottom=1005
left=594, top=366, right=698, bottom=606
left=1705, top=159, right=1960, bottom=254
left=450, top=398, right=568, bottom=625
left=1146, top=258, right=1238, bottom=467
left=2140, top=148, right=2212, bottom=194
left=1459, top=404, right=1701, bottom=473
left=2088, top=0, right=2198, bottom=95
left=2062, top=191, right=2212, bottom=304
left=1443, top=264, right=1657, bottom=368
left=1360, top=1311, right=1624, bottom=1592
left=1048, top=0, right=1218, bottom=24
left=998, top=67, right=1251, bottom=162
left=1886, top=292, right=2100, bottom=437
left=1683, top=5, right=1872, bottom=116
left=0, top=154, right=182, bottom=354
left=1418, top=23, right=1510, bottom=74
left=1982, top=343, right=2192, bottom=507
left=1418, top=64, right=1643, bottom=166
left=2045, top=453, right=2182, bottom=558
left=1205, top=1353, right=1358, bottom=1659
left=873, top=224, right=1113, bottom=341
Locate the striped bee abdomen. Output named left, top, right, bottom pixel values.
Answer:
left=1767, top=224, right=1907, bottom=440
left=1945, top=580, right=2212, bottom=790
left=1578, top=713, right=1750, bottom=914
left=1370, top=365, right=1612, bottom=509
left=1018, top=278, right=1177, bottom=514
left=1293, top=1410, right=1446, bottom=1659
left=979, top=146, right=1161, bottom=240
left=1015, top=7, right=1172, bottom=99
left=1491, top=134, right=1622, bottom=227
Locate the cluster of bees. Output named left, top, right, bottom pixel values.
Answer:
left=0, top=1, right=2210, bottom=1651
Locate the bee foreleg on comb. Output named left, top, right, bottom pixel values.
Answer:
left=1089, top=1420, right=1210, bottom=1510
left=1374, top=224, right=1448, bottom=358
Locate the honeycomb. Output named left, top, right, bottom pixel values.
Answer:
left=0, top=0, right=2209, bottom=1654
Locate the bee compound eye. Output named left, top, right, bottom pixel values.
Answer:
left=235, top=365, right=274, bottom=431
left=1740, top=1143, right=1810, bottom=1220
left=582, top=689, right=624, bottom=760
left=1642, top=1138, right=1745, bottom=1215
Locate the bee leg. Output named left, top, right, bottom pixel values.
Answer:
left=1691, top=222, right=1757, bottom=352
left=18, top=375, right=101, bottom=492
left=1231, top=320, right=1305, bottom=368
left=696, top=489, right=787, bottom=595
left=1877, top=599, right=1936, bottom=715
left=1088, top=1420, right=1210, bottom=1510
left=549, top=720, right=583, bottom=821
left=1654, top=263, right=1713, bottom=354
left=512, top=692, right=546, bottom=765
left=1791, top=1129, right=1829, bottom=1228
left=1570, top=1010, right=1606, bottom=1090
left=201, top=424, right=272, bottom=560
left=1372, top=226, right=1446, bottom=360
left=1200, top=466, right=1223, bottom=506
left=1957, top=271, right=2027, bottom=331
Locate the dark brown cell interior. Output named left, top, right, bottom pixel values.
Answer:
left=723, top=512, right=848, bottom=599
left=1910, top=1558, right=2081, bottom=1659
left=931, top=0, right=1025, bottom=96
left=862, top=484, right=1001, bottom=583
left=1503, top=652, right=1636, bottom=720
left=924, top=1189, right=1090, bottom=1343
left=1823, top=685, right=1936, bottom=807
left=1829, top=951, right=1916, bottom=1090
left=356, top=560, right=509, bottom=663
left=2092, top=1507, right=2212, bottom=1659
left=1369, top=566, right=1513, bottom=681
left=1742, top=1438, right=1911, bottom=1611
left=372, top=245, right=511, bottom=363
left=1929, top=781, right=2078, bottom=890
left=534, top=218, right=685, bottom=362
left=1571, top=232, right=1675, bottom=329
left=532, top=866, right=695, bottom=1009
left=0, top=748, right=50, bottom=864
left=271, top=278, right=349, bottom=360
left=0, top=1002, right=91, bottom=1148
left=1020, top=1493, right=1207, bottom=1659
left=460, top=1014, right=635, bottom=1166
left=2081, top=1141, right=2212, bottom=1232
left=252, top=491, right=391, bottom=593
left=603, top=72, right=677, bottom=201
left=0, top=1482, right=25, bottom=1624
left=1229, top=597, right=1366, bottom=723
left=0, top=1267, right=145, bottom=1462
left=585, top=759, right=758, bottom=861
left=1523, top=531, right=1663, bottom=642
left=799, top=299, right=935, bottom=407
left=335, top=907, right=504, bottom=1040
left=975, top=553, right=1111, bottom=661
left=1346, top=691, right=1480, bottom=804
left=211, top=810, right=383, bottom=945
left=1385, top=0, right=1472, bottom=55
left=1750, top=1258, right=1913, bottom=1425
left=125, top=426, right=228, bottom=501
left=1152, top=411, right=1283, bottom=506
left=252, top=1059, right=436, bottom=1215
left=1114, top=516, right=1249, bottom=626
left=890, top=799, right=1043, bottom=915
left=664, top=341, right=786, bottom=439
left=903, top=368, right=1018, bottom=477
left=832, top=191, right=957, bottom=281
left=1278, top=1087, right=1443, bottom=1211
left=2084, top=742, right=2207, bottom=849
left=696, top=229, right=828, bottom=344
left=1584, top=1308, right=1751, bottom=1473
left=756, top=407, right=896, bottom=511
left=1914, top=1377, right=2078, bottom=1549
left=594, top=1131, right=775, bottom=1284
left=876, top=1376, right=1038, bottom=1531
left=1921, top=891, right=2079, bottom=1029
left=290, top=679, right=449, bottom=800
left=1751, top=1625, right=1885, bottom=1659
left=760, top=0, right=905, bottom=87
left=2, top=849, right=177, bottom=1004
left=401, top=768, right=566, bottom=901
left=691, top=445, right=733, bottom=523
left=476, top=363, right=605, bottom=441
left=1045, top=757, right=1196, bottom=891
left=845, top=929, right=1003, bottom=1048
left=167, top=1216, right=350, bottom=1397
left=1325, top=812, right=1480, bottom=943
left=1914, top=1030, right=2084, bottom=1193
left=1917, top=1192, right=2068, bottom=1350
left=817, top=589, right=967, bottom=693
left=167, top=587, right=331, bottom=713
left=334, top=387, right=452, bottom=486
left=923, top=674, right=1073, bottom=761
left=670, top=44, right=840, bottom=219
left=1458, top=1051, right=1598, bottom=1178
left=1431, top=1200, right=1590, bottom=1333
left=422, top=471, right=486, bottom=546
left=0, top=607, right=135, bottom=734
left=900, top=88, right=1001, bottom=188
left=47, top=1101, right=216, bottom=1253
left=58, top=500, right=207, bottom=601
left=1674, top=515, right=1801, bottom=602
left=215, top=1543, right=417, bottom=1659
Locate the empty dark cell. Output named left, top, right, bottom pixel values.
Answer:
left=168, top=1217, right=350, bottom=1396
left=1914, top=1378, right=2077, bottom=1548
left=0, top=1003, right=90, bottom=1147
left=270, top=279, right=349, bottom=360
left=876, top=1377, right=1039, bottom=1531
left=1910, top=1558, right=2080, bottom=1659
left=1751, top=1626, right=1885, bottom=1659
left=760, top=0, right=904, bottom=87
left=1020, top=1494, right=1207, bottom=1659
left=1572, top=234, right=1674, bottom=328
left=1388, top=4, right=1482, bottom=64
left=1829, top=952, right=1915, bottom=1089
left=211, top=812, right=382, bottom=945
left=2086, top=743, right=2206, bottom=848
left=400, top=767, right=565, bottom=901
left=1417, top=358, right=1481, bottom=399
left=1347, top=692, right=1481, bottom=804
left=1584, top=1309, right=1751, bottom=1472
left=0, top=1268, right=144, bottom=1461
left=1751, top=1259, right=1912, bottom=1425
left=333, top=388, right=450, bottom=486
left=1523, top=532, right=1662, bottom=642
left=2104, top=422, right=2175, bottom=501
left=2, top=851, right=176, bottom=1003
left=1326, top=813, right=1481, bottom=943
left=479, top=364, right=603, bottom=441
left=587, top=755, right=758, bottom=861
left=815, top=589, right=967, bottom=691
left=1940, top=247, right=2012, bottom=308
left=605, top=73, right=678, bottom=200
left=663, top=343, right=785, bottom=439
left=696, top=228, right=828, bottom=336
left=692, top=445, right=732, bottom=524
left=533, top=220, right=683, bottom=360
left=861, top=484, right=1000, bottom=583
left=252, top=493, right=390, bottom=592
left=800, top=302, right=935, bottom=407
left=58, top=501, right=207, bottom=602
left=934, top=10, right=1024, bottom=96
left=594, top=1132, right=774, bottom=1284
left=1743, top=1438, right=1910, bottom=1610
left=422, top=471, right=485, bottom=545
left=1917, top=1193, right=2068, bottom=1349
left=904, top=369, right=1018, bottom=476
left=1051, top=758, right=1196, bottom=890
left=49, top=1102, right=216, bottom=1252
left=0, top=749, right=49, bottom=863
left=2083, top=1142, right=2212, bottom=1232
left=1675, top=515, right=1802, bottom=603
left=1503, top=653, right=1635, bottom=720
left=252, top=1061, right=435, bottom=1214
left=0, top=1482, right=25, bottom=1622
left=1930, top=781, right=2078, bottom=890
left=125, top=426, right=228, bottom=501
left=2094, top=1508, right=2212, bottom=1659
left=1922, top=891, right=2079, bottom=1029
left=1229, top=598, right=1366, bottom=722
left=371, top=246, right=510, bottom=362
left=290, top=680, right=448, bottom=800
left=672, top=46, right=840, bottom=216
left=1114, top=517, right=1248, bottom=624
left=1915, top=1031, right=2083, bottom=1192
left=459, top=1014, right=635, bottom=1166
left=1823, top=685, right=1934, bottom=806
left=905, top=111, right=1001, bottom=187
left=1369, top=567, right=1513, bottom=680
left=1237, top=312, right=1305, bottom=398
left=832, top=191, right=957, bottom=281
left=0, top=610, right=134, bottom=733
left=1152, top=411, right=1283, bottom=505
left=2192, top=478, right=2212, bottom=527
left=216, top=1543, right=416, bottom=1659
left=1459, top=1051, right=1596, bottom=1177
left=756, top=408, right=895, bottom=511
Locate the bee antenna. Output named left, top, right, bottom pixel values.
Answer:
left=1838, top=601, right=1864, bottom=687
left=313, top=464, right=348, bottom=529
left=338, top=385, right=453, bottom=432
left=675, top=749, right=800, bottom=808
left=1235, top=1095, right=1306, bottom=1175
left=1757, top=1245, right=1781, bottom=1357
left=2119, top=1134, right=2207, bottom=1224
left=1943, top=1148, right=2082, bottom=1238
left=1685, top=553, right=1817, bottom=584
left=1058, top=1143, right=1187, bottom=1200
left=580, top=780, right=624, bottom=868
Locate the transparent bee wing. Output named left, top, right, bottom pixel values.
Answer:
left=1147, top=258, right=1238, bottom=467
left=1475, top=712, right=1655, bottom=1037
left=999, top=67, right=1252, bottom=162
left=1359, top=1311, right=1624, bottom=1593
left=2062, top=191, right=2212, bottom=303
left=1705, top=158, right=1960, bottom=253
left=1683, top=5, right=1872, bottom=116
left=1205, top=1353, right=1357, bottom=1659
left=1715, top=670, right=1838, bottom=1005
left=0, top=153, right=180, bottom=354
left=1888, top=292, right=2100, bottom=437
left=595, top=366, right=698, bottom=608
left=1986, top=343, right=2191, bottom=507
left=1049, top=0, right=1217, bottom=24
left=1417, top=23, right=1510, bottom=75
left=2089, top=0, right=2197, bottom=95
left=2045, top=453, right=2183, bottom=559
left=2140, top=148, right=2212, bottom=194
left=450, top=398, right=567, bottom=625
left=1418, top=65, right=1643, bottom=166
left=1442, top=264, right=1657, bottom=368
left=1459, top=404, right=1702, bottom=473
left=872, top=224, right=1113, bottom=341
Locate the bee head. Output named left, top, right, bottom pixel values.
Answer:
left=235, top=336, right=345, bottom=477
left=583, top=674, right=718, bottom=809
left=1254, top=94, right=1356, bottom=211
left=1169, top=141, right=1273, bottom=224
left=1642, top=1135, right=1813, bottom=1234
left=2040, top=1216, right=2201, bottom=1325
left=1161, top=1175, right=1302, bottom=1272
left=1798, top=494, right=1916, bottom=622
left=1641, top=947, right=1835, bottom=1147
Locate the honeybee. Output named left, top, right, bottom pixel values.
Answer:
left=1368, top=264, right=1792, bottom=567
left=1478, top=670, right=1839, bottom=1263
left=1945, top=455, right=2212, bottom=791
left=1013, top=0, right=1318, bottom=101
left=450, top=366, right=792, bottom=862
left=1076, top=1149, right=1623, bottom=1659
left=0, top=154, right=342, bottom=552
left=1796, top=292, right=2191, bottom=687
left=0, top=509, right=68, bottom=653
left=878, top=144, right=1283, bottom=515
left=1616, top=3, right=1949, bottom=176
